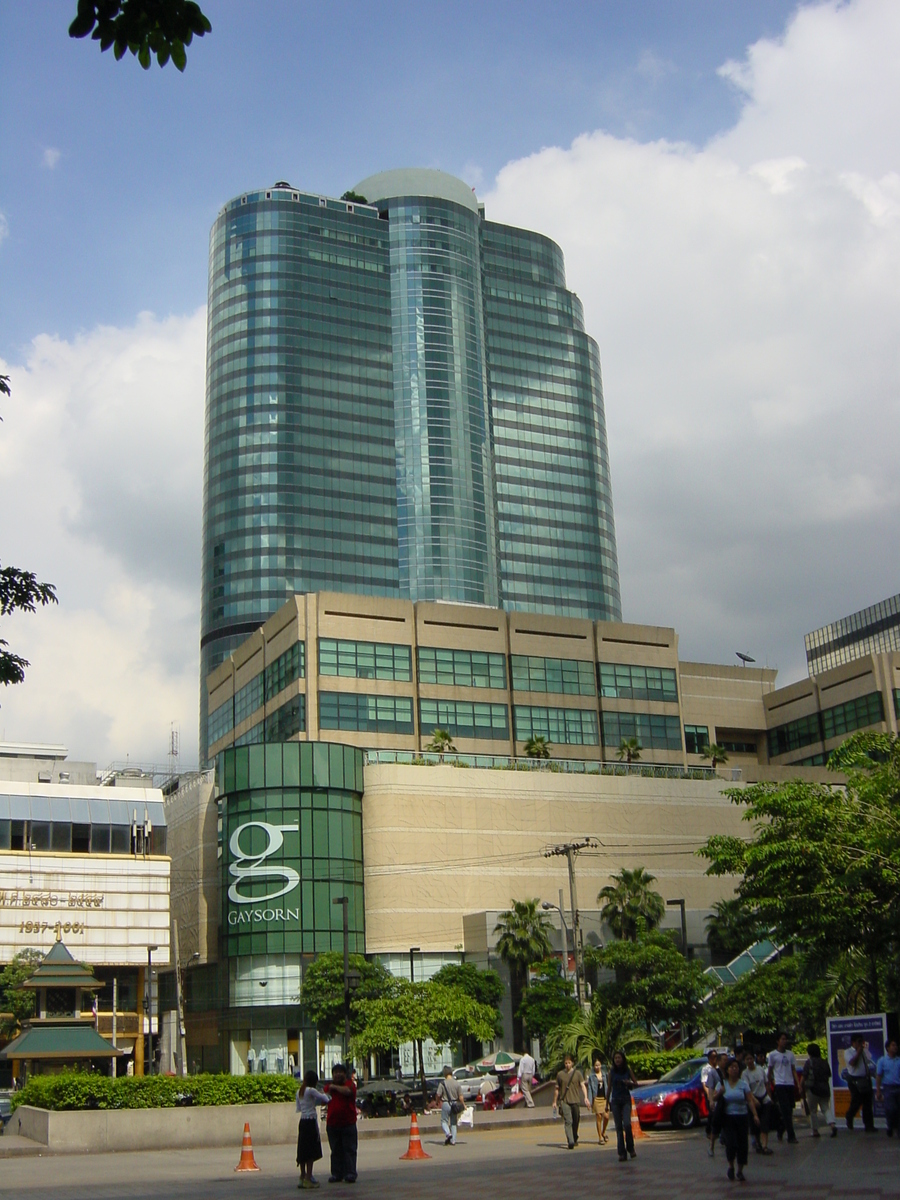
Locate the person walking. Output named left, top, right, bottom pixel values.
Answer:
left=767, top=1033, right=800, bottom=1144
left=587, top=1058, right=610, bottom=1144
left=714, top=1057, right=759, bottom=1182
left=296, top=1069, right=330, bottom=1189
left=742, top=1051, right=773, bottom=1154
left=438, top=1065, right=464, bottom=1145
left=802, top=1044, right=836, bottom=1139
left=517, top=1050, right=536, bottom=1109
left=844, top=1034, right=877, bottom=1133
left=607, top=1049, right=639, bottom=1162
left=701, top=1049, right=722, bottom=1157
left=876, top=1038, right=900, bottom=1139
left=553, top=1054, right=588, bottom=1149
left=324, top=1063, right=358, bottom=1183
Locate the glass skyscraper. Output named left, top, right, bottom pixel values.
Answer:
left=202, top=169, right=620, bottom=760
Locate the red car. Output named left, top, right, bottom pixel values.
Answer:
left=631, top=1057, right=710, bottom=1130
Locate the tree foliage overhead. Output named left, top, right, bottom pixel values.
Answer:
left=700, top=731, right=900, bottom=1011
left=705, top=953, right=833, bottom=1043
left=0, top=949, right=42, bottom=1037
left=69, top=0, right=211, bottom=71
left=298, top=952, right=396, bottom=1039
left=588, top=928, right=708, bottom=1029
left=494, top=898, right=553, bottom=1052
left=597, top=867, right=666, bottom=941
left=705, top=898, right=768, bottom=963
left=543, top=1003, right=651, bottom=1073
left=350, top=980, right=498, bottom=1058
left=431, top=962, right=503, bottom=1037
left=517, top=959, right=578, bottom=1041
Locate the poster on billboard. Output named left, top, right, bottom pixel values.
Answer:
left=826, top=1013, right=887, bottom=1129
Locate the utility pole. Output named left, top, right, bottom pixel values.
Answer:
left=543, top=837, right=598, bottom=1007
left=172, top=918, right=188, bottom=1077
left=332, top=898, right=351, bottom=1058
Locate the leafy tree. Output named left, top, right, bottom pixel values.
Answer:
left=340, top=191, right=368, bottom=204
left=700, top=731, right=900, bottom=1012
left=597, top=867, right=665, bottom=941
left=543, top=1003, right=651, bottom=1073
left=701, top=743, right=729, bottom=768
left=425, top=728, right=456, bottom=759
left=517, top=959, right=578, bottom=1042
left=588, top=928, right=708, bottom=1030
left=617, top=737, right=641, bottom=763
left=1, top=377, right=58, bottom=697
left=705, top=898, right=767, bottom=963
left=494, top=899, right=553, bottom=1052
left=0, top=949, right=42, bottom=1037
left=69, top=0, right=211, bottom=71
left=706, top=954, right=832, bottom=1043
left=298, top=952, right=396, bottom=1038
left=524, top=735, right=551, bottom=759
left=431, top=962, right=503, bottom=1037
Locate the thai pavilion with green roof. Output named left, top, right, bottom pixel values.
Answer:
left=0, top=940, right=121, bottom=1077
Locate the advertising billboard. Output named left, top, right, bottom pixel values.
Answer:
left=826, top=1013, right=887, bottom=1128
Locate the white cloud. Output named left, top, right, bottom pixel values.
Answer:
left=0, top=212, right=8, bottom=246
left=485, top=0, right=900, bottom=681
left=42, top=147, right=61, bottom=170
left=0, top=310, right=206, bottom=766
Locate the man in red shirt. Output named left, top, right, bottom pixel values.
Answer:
left=324, top=1063, right=358, bottom=1183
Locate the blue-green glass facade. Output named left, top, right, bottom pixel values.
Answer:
left=482, top=222, right=621, bottom=620
left=201, top=186, right=399, bottom=758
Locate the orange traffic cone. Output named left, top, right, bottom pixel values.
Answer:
left=630, top=1103, right=646, bottom=1140
left=399, top=1111, right=431, bottom=1160
left=235, top=1122, right=261, bottom=1171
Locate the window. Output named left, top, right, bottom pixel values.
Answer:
left=720, top=739, right=758, bottom=755
left=265, top=641, right=305, bottom=700
left=419, top=699, right=509, bottom=741
left=514, top=705, right=599, bottom=745
left=319, top=638, right=411, bottom=681
left=767, top=713, right=822, bottom=758
left=418, top=647, right=506, bottom=689
left=208, top=698, right=234, bottom=747
left=598, top=663, right=678, bottom=703
left=511, top=655, right=595, bottom=696
left=895, top=689, right=900, bottom=719
left=319, top=692, right=414, bottom=734
left=821, top=692, right=884, bottom=741
left=265, top=695, right=306, bottom=742
left=234, top=674, right=264, bottom=727
left=234, top=721, right=264, bottom=747
left=792, top=752, right=827, bottom=766
left=684, top=725, right=709, bottom=755
left=601, top=712, right=682, bottom=752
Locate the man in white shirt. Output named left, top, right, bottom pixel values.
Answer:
left=767, top=1032, right=800, bottom=1144
left=518, top=1051, right=536, bottom=1108
left=844, top=1034, right=876, bottom=1132
left=701, top=1049, right=722, bottom=1157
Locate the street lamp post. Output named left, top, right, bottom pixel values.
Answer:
left=333, top=897, right=351, bottom=1058
left=408, top=947, right=420, bottom=1080
left=541, top=892, right=572, bottom=984
left=147, top=944, right=158, bottom=1075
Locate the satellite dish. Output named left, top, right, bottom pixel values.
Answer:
left=736, top=652, right=756, bottom=666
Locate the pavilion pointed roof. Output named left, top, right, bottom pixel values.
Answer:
left=18, top=939, right=101, bottom=991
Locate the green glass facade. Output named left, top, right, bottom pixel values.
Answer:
left=482, top=222, right=621, bottom=620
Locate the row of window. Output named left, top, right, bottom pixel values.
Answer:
left=601, top=712, right=683, bottom=753
left=511, top=655, right=595, bottom=696
left=0, top=820, right=166, bottom=856
left=767, top=691, right=885, bottom=758
left=319, top=638, right=411, bottom=681
left=209, top=643, right=307, bottom=746
left=234, top=696, right=307, bottom=747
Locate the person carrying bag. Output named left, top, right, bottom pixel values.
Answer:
left=438, top=1066, right=465, bottom=1145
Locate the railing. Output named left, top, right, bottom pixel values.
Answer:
left=364, top=749, right=727, bottom=781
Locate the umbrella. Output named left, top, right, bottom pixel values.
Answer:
left=477, top=1051, right=520, bottom=1072
left=357, top=1079, right=416, bottom=1095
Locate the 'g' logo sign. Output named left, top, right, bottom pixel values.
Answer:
left=228, top=821, right=300, bottom=904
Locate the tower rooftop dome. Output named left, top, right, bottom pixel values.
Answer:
left=353, top=168, right=479, bottom=213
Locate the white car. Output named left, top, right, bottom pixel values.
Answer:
left=452, top=1067, right=484, bottom=1101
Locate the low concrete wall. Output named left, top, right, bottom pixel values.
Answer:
left=14, top=1101, right=297, bottom=1153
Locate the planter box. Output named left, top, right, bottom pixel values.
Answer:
left=14, top=1101, right=297, bottom=1153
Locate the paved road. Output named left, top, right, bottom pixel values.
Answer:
left=3, top=1122, right=898, bottom=1198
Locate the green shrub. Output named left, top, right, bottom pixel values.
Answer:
left=628, top=1048, right=698, bottom=1079
left=11, top=1071, right=297, bottom=1112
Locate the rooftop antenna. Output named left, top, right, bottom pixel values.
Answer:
left=168, top=721, right=180, bottom=783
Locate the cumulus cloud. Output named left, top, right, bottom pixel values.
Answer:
left=42, top=147, right=61, bottom=170
left=485, top=0, right=900, bottom=680
left=0, top=212, right=8, bottom=245
left=0, top=310, right=206, bottom=766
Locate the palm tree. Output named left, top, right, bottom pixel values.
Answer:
left=426, top=727, right=456, bottom=761
left=701, top=743, right=729, bottom=768
left=494, top=899, right=553, bottom=1052
left=543, top=1004, right=652, bottom=1072
left=617, top=737, right=641, bottom=763
left=705, top=898, right=766, bottom=963
left=598, top=867, right=666, bottom=941
left=524, top=735, right=551, bottom=759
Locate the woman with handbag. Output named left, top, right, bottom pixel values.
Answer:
left=714, top=1057, right=760, bottom=1183
left=438, top=1066, right=465, bottom=1145
left=607, top=1050, right=639, bottom=1162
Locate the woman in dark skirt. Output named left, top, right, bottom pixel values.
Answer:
left=296, top=1069, right=330, bottom=1188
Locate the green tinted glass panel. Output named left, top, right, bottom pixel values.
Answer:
left=601, top=711, right=682, bottom=752
left=514, top=705, right=598, bottom=745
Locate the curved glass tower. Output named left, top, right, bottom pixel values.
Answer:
left=355, top=170, right=498, bottom=606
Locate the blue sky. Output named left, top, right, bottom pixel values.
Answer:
left=1, top=1, right=898, bottom=765
left=1, top=0, right=798, bottom=356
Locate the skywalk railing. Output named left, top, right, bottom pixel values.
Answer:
left=364, top=749, right=736, bottom=782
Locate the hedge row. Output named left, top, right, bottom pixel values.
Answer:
left=11, top=1072, right=298, bottom=1113
left=627, top=1048, right=698, bottom=1079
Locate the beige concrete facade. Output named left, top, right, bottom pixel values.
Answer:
left=164, top=771, right=217, bottom=965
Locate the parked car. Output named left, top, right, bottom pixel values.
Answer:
left=451, top=1067, right=484, bottom=1102
left=631, top=1057, right=710, bottom=1130
left=0, top=1094, right=12, bottom=1135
